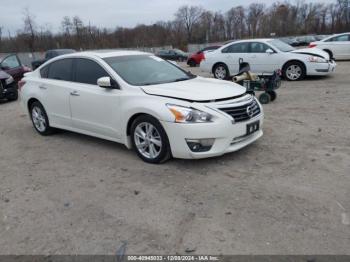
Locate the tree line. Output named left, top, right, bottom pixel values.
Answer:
left=0, top=0, right=349, bottom=53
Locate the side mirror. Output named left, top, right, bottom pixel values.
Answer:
left=266, top=48, right=274, bottom=54
left=97, top=76, right=119, bottom=89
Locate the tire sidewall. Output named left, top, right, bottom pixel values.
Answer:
left=131, top=115, right=171, bottom=164
left=214, top=64, right=229, bottom=80
left=30, top=101, right=52, bottom=136
left=283, top=62, right=305, bottom=81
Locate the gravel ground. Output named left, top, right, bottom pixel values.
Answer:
left=0, top=62, right=349, bottom=255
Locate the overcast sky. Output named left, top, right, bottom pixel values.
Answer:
left=0, top=0, right=332, bottom=35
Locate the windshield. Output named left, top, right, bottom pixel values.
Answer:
left=173, top=49, right=187, bottom=56
left=104, top=55, right=194, bottom=86
left=268, top=39, right=295, bottom=52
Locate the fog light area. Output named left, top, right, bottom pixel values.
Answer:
left=186, top=138, right=215, bottom=152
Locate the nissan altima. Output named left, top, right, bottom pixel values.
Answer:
left=200, top=39, right=336, bottom=81
left=19, top=50, right=263, bottom=163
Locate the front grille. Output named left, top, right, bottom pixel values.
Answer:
left=218, top=98, right=260, bottom=123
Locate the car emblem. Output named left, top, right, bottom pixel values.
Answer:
left=246, top=105, right=254, bottom=118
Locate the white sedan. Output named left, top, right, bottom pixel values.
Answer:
left=200, top=39, right=336, bottom=81
left=19, top=50, right=263, bottom=163
left=309, top=32, right=350, bottom=60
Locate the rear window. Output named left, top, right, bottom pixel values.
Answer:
left=47, top=59, right=73, bottom=81
left=40, top=66, right=49, bottom=78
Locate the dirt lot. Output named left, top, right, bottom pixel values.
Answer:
left=0, top=62, right=349, bottom=255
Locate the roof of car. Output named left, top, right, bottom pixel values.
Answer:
left=59, top=49, right=150, bottom=59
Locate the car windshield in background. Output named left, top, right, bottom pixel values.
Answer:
left=268, top=39, right=295, bottom=52
left=104, top=55, right=194, bottom=86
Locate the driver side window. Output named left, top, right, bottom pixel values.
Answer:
left=250, top=42, right=270, bottom=53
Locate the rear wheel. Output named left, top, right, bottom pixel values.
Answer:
left=283, top=61, right=306, bottom=81
left=131, top=115, right=171, bottom=164
left=213, top=63, right=229, bottom=80
left=30, top=101, right=55, bottom=135
left=188, top=59, right=197, bottom=67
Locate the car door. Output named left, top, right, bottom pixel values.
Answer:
left=247, top=42, right=279, bottom=75
left=0, top=54, right=23, bottom=82
left=40, top=58, right=74, bottom=128
left=69, top=58, right=121, bottom=139
left=221, top=42, right=250, bottom=75
left=325, top=34, right=349, bottom=59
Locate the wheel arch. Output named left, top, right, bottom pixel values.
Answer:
left=323, top=49, right=333, bottom=60
left=27, top=97, right=41, bottom=113
left=212, top=62, right=229, bottom=74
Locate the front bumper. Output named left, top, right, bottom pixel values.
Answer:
left=0, top=82, right=17, bottom=99
left=307, top=60, right=336, bottom=76
left=161, top=114, right=263, bottom=159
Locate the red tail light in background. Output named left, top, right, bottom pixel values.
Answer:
left=309, top=43, right=317, bottom=48
left=18, top=80, right=26, bottom=91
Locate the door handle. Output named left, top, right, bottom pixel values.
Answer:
left=70, top=90, right=80, bottom=96
left=39, top=85, right=47, bottom=90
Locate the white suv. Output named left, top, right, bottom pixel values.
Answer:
left=19, top=50, right=263, bottom=163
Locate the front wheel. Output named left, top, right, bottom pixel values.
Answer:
left=131, top=115, right=172, bottom=164
left=7, top=90, right=18, bottom=101
left=283, top=62, right=306, bottom=81
left=213, top=64, right=229, bottom=80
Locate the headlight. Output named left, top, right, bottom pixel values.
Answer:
left=308, top=56, right=327, bottom=63
left=166, top=104, right=213, bottom=123
left=5, top=76, right=14, bottom=85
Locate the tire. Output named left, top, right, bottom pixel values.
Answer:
left=259, top=93, right=271, bottom=104
left=213, top=63, right=229, bottom=80
left=7, top=90, right=18, bottom=101
left=188, top=59, right=197, bottom=67
left=30, top=101, right=55, bottom=136
left=267, top=91, right=277, bottom=101
left=131, top=115, right=172, bottom=164
left=283, top=61, right=306, bottom=81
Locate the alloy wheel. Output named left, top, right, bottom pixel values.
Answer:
left=286, top=64, right=302, bottom=80
left=215, top=66, right=227, bottom=79
left=31, top=106, right=47, bottom=132
left=134, top=122, right=162, bottom=160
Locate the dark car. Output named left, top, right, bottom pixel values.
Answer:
left=279, top=37, right=299, bottom=47
left=156, top=49, right=188, bottom=61
left=0, top=70, right=18, bottom=101
left=31, top=49, right=76, bottom=70
left=295, top=35, right=317, bottom=46
left=0, top=54, right=32, bottom=82
left=187, top=45, right=221, bottom=67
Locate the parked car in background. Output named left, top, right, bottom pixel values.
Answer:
left=20, top=50, right=263, bottom=163
left=309, top=33, right=350, bottom=60
left=0, top=54, right=31, bottom=82
left=187, top=45, right=221, bottom=67
left=0, top=70, right=18, bottom=101
left=156, top=49, right=188, bottom=61
left=279, top=37, right=299, bottom=47
left=315, top=35, right=330, bottom=41
left=31, top=49, right=76, bottom=70
left=200, top=39, right=336, bottom=81
left=295, top=35, right=317, bottom=46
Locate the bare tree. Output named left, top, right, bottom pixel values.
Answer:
left=175, top=5, right=204, bottom=42
left=247, top=3, right=265, bottom=37
left=22, top=8, right=37, bottom=52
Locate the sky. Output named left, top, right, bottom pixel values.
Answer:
left=0, top=0, right=334, bottom=35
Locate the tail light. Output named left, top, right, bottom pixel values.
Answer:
left=18, top=80, right=26, bottom=91
left=309, top=43, right=317, bottom=48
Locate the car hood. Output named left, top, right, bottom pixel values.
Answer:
left=141, top=77, right=246, bottom=102
left=290, top=47, right=330, bottom=60
left=0, top=70, right=11, bottom=80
